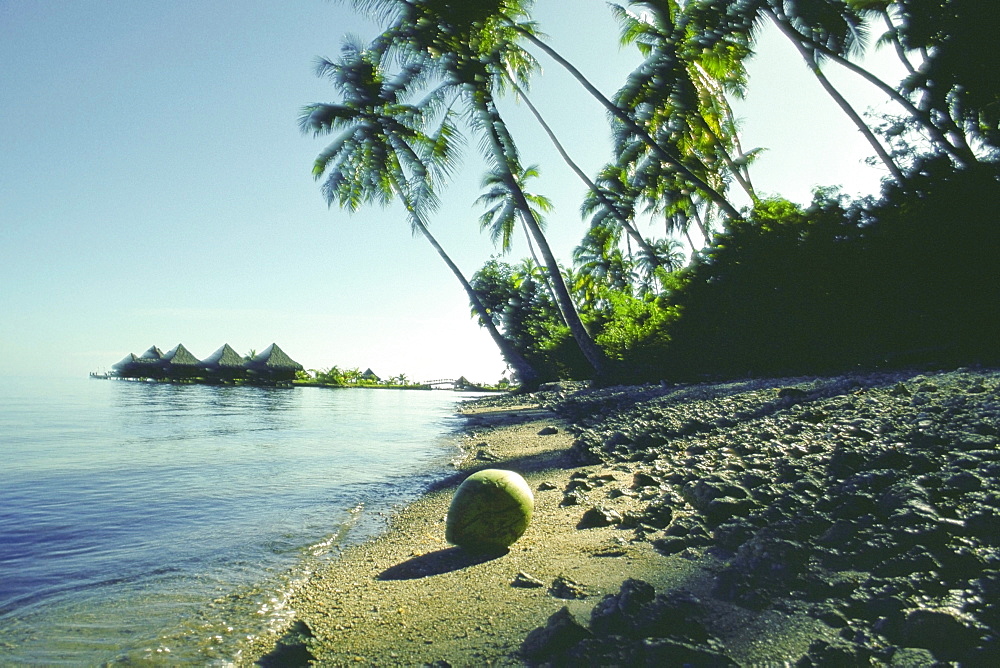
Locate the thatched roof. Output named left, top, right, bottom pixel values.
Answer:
left=112, top=353, right=139, bottom=371
left=200, top=343, right=245, bottom=369
left=139, top=346, right=164, bottom=360
left=247, top=343, right=303, bottom=371
left=361, top=368, right=380, bottom=381
left=112, top=351, right=163, bottom=374
left=162, top=343, right=200, bottom=366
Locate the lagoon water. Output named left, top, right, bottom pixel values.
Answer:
left=0, top=377, right=473, bottom=665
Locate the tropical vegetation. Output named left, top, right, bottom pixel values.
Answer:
left=307, top=0, right=999, bottom=388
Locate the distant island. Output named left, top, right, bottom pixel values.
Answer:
left=96, top=343, right=501, bottom=391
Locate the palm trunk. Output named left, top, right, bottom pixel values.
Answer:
left=477, top=94, right=608, bottom=379
left=406, top=205, right=541, bottom=388
left=787, top=15, right=976, bottom=167
left=514, top=25, right=743, bottom=221
left=767, top=11, right=905, bottom=184
left=510, top=80, right=664, bottom=266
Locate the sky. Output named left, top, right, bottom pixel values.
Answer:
left=0, top=1, right=905, bottom=382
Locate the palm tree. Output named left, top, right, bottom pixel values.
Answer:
left=476, top=163, right=552, bottom=255
left=506, top=78, right=667, bottom=266
left=301, top=38, right=541, bottom=387
left=762, top=0, right=905, bottom=182
left=506, top=10, right=744, bottom=222
left=611, top=0, right=760, bottom=205
left=356, top=0, right=610, bottom=378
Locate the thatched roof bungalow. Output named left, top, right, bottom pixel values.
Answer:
left=109, top=343, right=303, bottom=384
left=139, top=346, right=164, bottom=360
left=245, top=343, right=304, bottom=382
left=161, top=343, right=201, bottom=378
left=112, top=346, right=168, bottom=379
left=199, top=344, right=246, bottom=380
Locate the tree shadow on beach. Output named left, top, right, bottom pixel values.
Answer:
left=377, top=546, right=506, bottom=581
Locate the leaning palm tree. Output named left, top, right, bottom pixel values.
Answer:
left=301, top=38, right=540, bottom=387
left=356, top=0, right=610, bottom=378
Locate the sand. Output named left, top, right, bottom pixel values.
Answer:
left=237, top=400, right=833, bottom=666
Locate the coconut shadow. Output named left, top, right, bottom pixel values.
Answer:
left=377, top=546, right=507, bottom=580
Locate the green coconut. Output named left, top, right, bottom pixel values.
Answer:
left=446, top=469, right=534, bottom=552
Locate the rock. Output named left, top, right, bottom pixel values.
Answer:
left=445, top=469, right=533, bottom=552
left=549, top=575, right=588, bottom=599
left=566, top=478, right=594, bottom=492
left=589, top=578, right=656, bottom=637
left=258, top=619, right=316, bottom=668
left=511, top=571, right=545, bottom=588
left=641, top=638, right=736, bottom=667
left=795, top=639, right=871, bottom=667
left=703, top=496, right=755, bottom=525
left=887, top=647, right=936, bottom=666
left=778, top=387, right=810, bottom=400
left=560, top=489, right=587, bottom=507
left=899, top=607, right=983, bottom=658
left=537, top=480, right=559, bottom=491
left=474, top=447, right=500, bottom=462
left=520, top=607, right=592, bottom=660
left=578, top=506, right=623, bottom=529
left=639, top=496, right=675, bottom=528
left=653, top=536, right=689, bottom=555
left=681, top=476, right=749, bottom=512
left=632, top=471, right=663, bottom=488
left=537, top=425, right=559, bottom=435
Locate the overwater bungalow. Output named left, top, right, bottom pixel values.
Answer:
left=106, top=343, right=303, bottom=385
left=112, top=347, right=168, bottom=379
left=162, top=343, right=201, bottom=379
left=200, top=343, right=246, bottom=381
left=245, top=344, right=304, bottom=383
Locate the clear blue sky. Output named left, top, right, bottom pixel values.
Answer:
left=0, top=1, right=902, bottom=382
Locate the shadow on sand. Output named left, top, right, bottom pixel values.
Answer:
left=377, top=546, right=507, bottom=581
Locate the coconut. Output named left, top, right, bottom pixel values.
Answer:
left=446, top=469, right=534, bottom=552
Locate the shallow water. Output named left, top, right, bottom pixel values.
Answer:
left=0, top=377, right=473, bottom=665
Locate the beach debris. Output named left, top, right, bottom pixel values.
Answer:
left=520, top=607, right=592, bottom=660
left=257, top=619, right=316, bottom=667
left=559, top=489, right=587, bottom=507
left=511, top=571, right=545, bottom=588
left=549, top=575, right=588, bottom=599
left=577, top=505, right=623, bottom=529
left=445, top=469, right=533, bottom=552
left=473, top=444, right=501, bottom=462
left=777, top=386, right=810, bottom=400
left=589, top=537, right=629, bottom=557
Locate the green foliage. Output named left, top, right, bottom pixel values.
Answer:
left=471, top=259, right=591, bottom=382
left=592, top=289, right=678, bottom=363
left=638, top=161, right=1000, bottom=381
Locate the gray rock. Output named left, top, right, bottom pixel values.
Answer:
left=578, top=506, right=623, bottom=529
left=900, top=607, right=982, bottom=656
left=560, top=489, right=587, bottom=507
left=888, top=646, right=937, bottom=666
left=520, top=607, right=592, bottom=660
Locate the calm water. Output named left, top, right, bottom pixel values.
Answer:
left=0, top=377, right=475, bottom=665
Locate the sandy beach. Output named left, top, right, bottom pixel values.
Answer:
left=240, top=368, right=1000, bottom=666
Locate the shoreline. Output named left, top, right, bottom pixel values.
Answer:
left=240, top=367, right=1000, bottom=666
